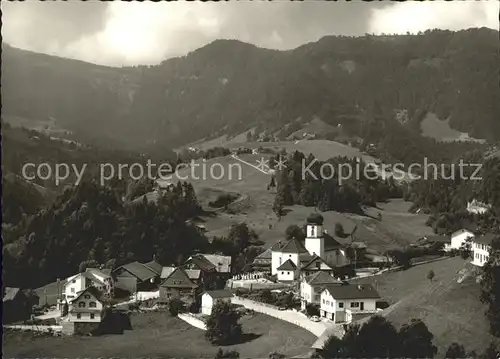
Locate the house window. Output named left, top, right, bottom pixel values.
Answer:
left=71, top=288, right=75, bottom=293
left=84, top=295, right=91, bottom=299
left=287, top=272, right=290, bottom=275
left=316, top=261, right=321, bottom=269
left=289, top=254, right=292, bottom=258
left=338, top=302, right=344, bottom=308
left=322, top=299, right=325, bottom=304
left=78, top=302, right=86, bottom=308
left=89, top=302, right=97, bottom=308
left=350, top=302, right=360, bottom=308
left=72, top=280, right=76, bottom=284
left=76, top=313, right=81, bottom=319
left=90, top=313, right=95, bottom=319
left=281, top=272, right=284, bottom=275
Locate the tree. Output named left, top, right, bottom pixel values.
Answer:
left=78, top=259, right=99, bottom=273
left=285, top=225, right=305, bottom=241
left=398, top=319, right=437, bottom=358
left=445, top=343, right=466, bottom=359
left=269, top=352, right=286, bottom=359
left=214, top=348, right=240, bottom=358
left=355, top=315, right=400, bottom=358
left=480, top=341, right=499, bottom=359
left=228, top=223, right=252, bottom=253
left=427, top=270, right=435, bottom=282
left=480, top=237, right=500, bottom=336
left=459, top=238, right=473, bottom=259
left=273, top=199, right=284, bottom=221
left=205, top=301, right=242, bottom=345
left=305, top=303, right=320, bottom=317
left=167, top=297, right=185, bottom=316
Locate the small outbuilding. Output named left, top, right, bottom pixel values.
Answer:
left=201, top=289, right=233, bottom=316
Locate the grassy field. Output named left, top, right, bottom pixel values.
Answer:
left=352, top=257, right=498, bottom=355
left=3, top=312, right=315, bottom=358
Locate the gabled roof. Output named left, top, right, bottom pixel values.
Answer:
left=280, top=238, right=309, bottom=254
left=277, top=259, right=297, bottom=271
left=270, top=242, right=283, bottom=251
left=186, top=255, right=217, bottom=272
left=185, top=269, right=202, bottom=280
left=160, top=267, right=198, bottom=289
left=203, top=289, right=233, bottom=299
left=304, top=271, right=340, bottom=285
left=70, top=286, right=103, bottom=304
left=301, top=255, right=333, bottom=271
left=143, top=260, right=163, bottom=275
left=114, top=261, right=158, bottom=282
left=254, top=248, right=272, bottom=261
left=3, top=287, right=21, bottom=302
left=203, top=254, right=231, bottom=273
left=474, top=233, right=496, bottom=246
left=323, top=283, right=380, bottom=300
left=161, top=266, right=176, bottom=279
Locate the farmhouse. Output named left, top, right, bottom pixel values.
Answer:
left=271, top=213, right=350, bottom=281
left=300, top=255, right=335, bottom=279
left=184, top=254, right=219, bottom=289
left=320, top=283, right=380, bottom=323
left=300, top=271, right=341, bottom=310
left=446, top=229, right=475, bottom=251
left=68, top=286, right=105, bottom=323
left=467, top=199, right=491, bottom=215
left=159, top=267, right=198, bottom=301
left=113, top=261, right=160, bottom=293
left=471, top=233, right=495, bottom=267
left=201, top=289, right=233, bottom=315
left=63, top=268, right=113, bottom=302
left=252, top=247, right=272, bottom=271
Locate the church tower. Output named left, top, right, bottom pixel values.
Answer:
left=305, top=213, right=325, bottom=258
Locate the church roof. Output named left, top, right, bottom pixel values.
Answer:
left=307, top=213, right=324, bottom=225
left=280, top=238, right=309, bottom=254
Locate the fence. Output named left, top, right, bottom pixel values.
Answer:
left=231, top=296, right=327, bottom=337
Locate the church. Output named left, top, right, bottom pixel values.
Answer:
left=271, top=213, right=350, bottom=282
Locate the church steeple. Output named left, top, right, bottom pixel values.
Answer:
left=305, top=213, right=325, bottom=258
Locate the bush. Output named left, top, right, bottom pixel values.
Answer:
left=214, top=348, right=240, bottom=358
left=167, top=298, right=185, bottom=316
left=305, top=303, right=320, bottom=317
left=205, top=302, right=242, bottom=345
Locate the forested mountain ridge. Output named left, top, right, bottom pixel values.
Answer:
left=2, top=28, right=499, bottom=148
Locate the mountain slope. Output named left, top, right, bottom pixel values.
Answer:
left=2, top=28, right=499, bottom=148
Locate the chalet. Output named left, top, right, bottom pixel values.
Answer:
left=68, top=286, right=105, bottom=323
left=201, top=290, right=233, bottom=315
left=203, top=254, right=232, bottom=275
left=113, top=261, right=159, bottom=293
left=472, top=233, right=496, bottom=267
left=3, top=288, right=35, bottom=324
left=300, top=271, right=341, bottom=310
left=64, top=268, right=113, bottom=302
left=320, top=283, right=380, bottom=323
left=446, top=229, right=475, bottom=251
left=183, top=254, right=219, bottom=289
left=159, top=267, right=198, bottom=301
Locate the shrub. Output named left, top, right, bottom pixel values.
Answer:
left=167, top=298, right=185, bottom=316
left=305, top=303, right=320, bottom=317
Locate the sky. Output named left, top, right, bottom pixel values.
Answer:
left=2, top=0, right=498, bottom=66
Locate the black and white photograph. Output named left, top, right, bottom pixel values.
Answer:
left=1, top=0, right=500, bottom=358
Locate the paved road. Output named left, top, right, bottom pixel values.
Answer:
left=34, top=310, right=61, bottom=320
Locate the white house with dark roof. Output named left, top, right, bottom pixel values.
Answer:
left=300, top=255, right=335, bottom=279
left=300, top=271, right=341, bottom=309
left=201, top=289, right=234, bottom=315
left=64, top=268, right=113, bottom=302
left=443, top=229, right=475, bottom=251
left=320, top=283, right=380, bottom=323
left=276, top=259, right=298, bottom=281
left=68, top=286, right=105, bottom=323
left=472, top=233, right=496, bottom=267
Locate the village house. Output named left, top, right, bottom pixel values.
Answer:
left=271, top=213, right=350, bottom=281
left=446, top=229, right=475, bottom=251
left=300, top=271, right=341, bottom=310
left=467, top=199, right=491, bottom=215
left=299, top=255, right=335, bottom=279
left=252, top=247, right=272, bottom=271
left=183, top=254, right=221, bottom=289
left=320, top=283, right=380, bottom=323
left=112, top=260, right=161, bottom=293
left=201, top=289, right=233, bottom=315
left=62, top=286, right=106, bottom=335
left=276, top=259, right=298, bottom=282
left=159, top=267, right=198, bottom=301
left=3, top=287, right=37, bottom=324
left=63, top=268, right=114, bottom=302
left=471, top=233, right=495, bottom=267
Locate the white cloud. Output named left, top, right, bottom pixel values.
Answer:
left=368, top=1, right=499, bottom=35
